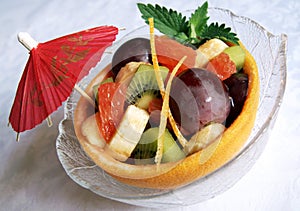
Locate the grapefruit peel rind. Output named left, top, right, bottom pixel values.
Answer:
left=74, top=40, right=259, bottom=189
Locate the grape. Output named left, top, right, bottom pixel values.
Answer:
left=224, top=73, right=249, bottom=127
left=111, top=38, right=152, bottom=77
left=169, top=68, right=231, bottom=136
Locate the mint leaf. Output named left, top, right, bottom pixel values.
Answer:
left=137, top=2, right=240, bottom=47
left=201, top=22, right=240, bottom=45
left=137, top=3, right=189, bottom=40
left=188, top=1, right=209, bottom=39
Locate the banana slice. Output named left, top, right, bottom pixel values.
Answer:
left=184, top=123, right=225, bottom=155
left=195, top=38, right=229, bottom=67
left=81, top=114, right=106, bottom=148
left=106, top=105, right=150, bottom=162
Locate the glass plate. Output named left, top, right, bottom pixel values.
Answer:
left=56, top=7, right=287, bottom=208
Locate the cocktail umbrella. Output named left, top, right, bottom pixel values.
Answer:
left=9, top=26, right=118, bottom=140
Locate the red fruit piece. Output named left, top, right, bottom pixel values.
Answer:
left=97, top=82, right=125, bottom=143
left=148, top=98, right=163, bottom=127
left=155, top=36, right=196, bottom=76
left=206, top=52, right=236, bottom=80
left=148, top=98, right=163, bottom=113
left=147, top=98, right=175, bottom=132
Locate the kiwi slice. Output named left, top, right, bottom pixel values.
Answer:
left=126, top=64, right=169, bottom=109
left=131, top=127, right=158, bottom=165
left=161, top=129, right=186, bottom=163
left=135, top=90, right=160, bottom=110
left=132, top=127, right=186, bottom=165
left=223, top=46, right=245, bottom=71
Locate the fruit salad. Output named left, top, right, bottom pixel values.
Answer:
left=74, top=2, right=259, bottom=189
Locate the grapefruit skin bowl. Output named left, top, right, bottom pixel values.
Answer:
left=110, top=45, right=259, bottom=189
left=56, top=8, right=287, bottom=208
left=73, top=43, right=259, bottom=190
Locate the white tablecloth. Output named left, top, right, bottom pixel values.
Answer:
left=1, top=0, right=299, bottom=210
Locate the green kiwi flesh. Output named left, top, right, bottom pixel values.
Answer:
left=126, top=64, right=169, bottom=109
left=223, top=46, right=245, bottom=71
left=131, top=127, right=186, bottom=165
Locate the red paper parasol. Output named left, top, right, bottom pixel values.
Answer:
left=9, top=26, right=118, bottom=139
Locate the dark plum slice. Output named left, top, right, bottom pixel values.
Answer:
left=224, top=73, right=249, bottom=127
left=111, top=38, right=152, bottom=77
left=170, top=68, right=231, bottom=136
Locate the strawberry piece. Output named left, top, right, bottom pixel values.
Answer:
left=97, top=82, right=125, bottom=143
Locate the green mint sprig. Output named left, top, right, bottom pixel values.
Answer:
left=137, top=1, right=239, bottom=47
left=188, top=2, right=209, bottom=43
left=137, top=3, right=189, bottom=43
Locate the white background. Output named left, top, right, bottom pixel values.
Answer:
left=0, top=0, right=299, bottom=210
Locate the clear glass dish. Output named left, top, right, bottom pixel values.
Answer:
left=56, top=7, right=287, bottom=208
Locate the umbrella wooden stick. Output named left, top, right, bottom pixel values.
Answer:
left=17, top=32, right=96, bottom=127
left=74, top=84, right=95, bottom=106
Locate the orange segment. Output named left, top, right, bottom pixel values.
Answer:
left=155, top=36, right=196, bottom=75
